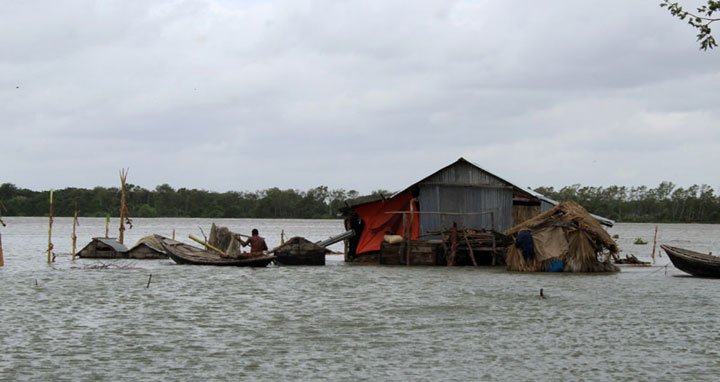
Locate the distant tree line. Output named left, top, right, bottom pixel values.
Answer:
left=0, top=183, right=389, bottom=219
left=534, top=182, right=720, bottom=223
left=2, top=181, right=719, bottom=223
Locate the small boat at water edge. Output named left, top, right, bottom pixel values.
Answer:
left=661, top=245, right=720, bottom=278
left=155, top=235, right=275, bottom=267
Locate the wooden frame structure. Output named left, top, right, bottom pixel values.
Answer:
left=384, top=209, right=499, bottom=266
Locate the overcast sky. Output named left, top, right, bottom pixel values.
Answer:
left=2, top=0, right=719, bottom=195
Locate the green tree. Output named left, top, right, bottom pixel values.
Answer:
left=661, top=0, right=720, bottom=50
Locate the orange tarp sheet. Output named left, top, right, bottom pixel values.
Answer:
left=354, top=193, right=419, bottom=254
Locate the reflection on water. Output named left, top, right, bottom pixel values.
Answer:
left=1, top=218, right=720, bottom=381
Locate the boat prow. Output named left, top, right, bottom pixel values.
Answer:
left=661, top=244, right=720, bottom=278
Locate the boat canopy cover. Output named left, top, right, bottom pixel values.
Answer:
left=354, top=192, right=419, bottom=254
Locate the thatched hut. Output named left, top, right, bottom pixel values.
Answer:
left=77, top=238, right=129, bottom=259
left=78, top=236, right=168, bottom=259
left=127, top=236, right=168, bottom=259
left=273, top=236, right=329, bottom=265
left=504, top=201, right=619, bottom=273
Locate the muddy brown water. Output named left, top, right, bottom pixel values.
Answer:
left=1, top=218, right=719, bottom=381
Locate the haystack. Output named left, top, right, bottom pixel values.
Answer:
left=504, top=201, right=619, bottom=272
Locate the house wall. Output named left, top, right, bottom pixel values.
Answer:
left=541, top=200, right=555, bottom=212
left=512, top=204, right=542, bottom=227
left=416, top=161, right=515, bottom=235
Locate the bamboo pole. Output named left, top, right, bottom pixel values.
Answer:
left=47, top=189, right=54, bottom=264
left=119, top=169, right=129, bottom=244
left=105, top=213, right=110, bottom=238
left=71, top=210, right=79, bottom=260
left=0, top=209, right=5, bottom=267
left=651, top=225, right=659, bottom=264
left=188, top=234, right=226, bottom=255
left=0, top=231, right=4, bottom=267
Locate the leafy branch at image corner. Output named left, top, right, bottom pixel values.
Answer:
left=661, top=0, right=720, bottom=50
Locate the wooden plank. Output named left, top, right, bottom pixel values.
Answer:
left=419, top=182, right=514, bottom=189
left=385, top=211, right=495, bottom=216
left=464, top=233, right=477, bottom=267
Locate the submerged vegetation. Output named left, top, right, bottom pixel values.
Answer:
left=1, top=181, right=719, bottom=223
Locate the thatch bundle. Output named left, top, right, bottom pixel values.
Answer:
left=505, top=201, right=619, bottom=273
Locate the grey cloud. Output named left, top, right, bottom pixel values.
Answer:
left=2, top=0, right=719, bottom=194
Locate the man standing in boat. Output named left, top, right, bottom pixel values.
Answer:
left=239, top=229, right=268, bottom=256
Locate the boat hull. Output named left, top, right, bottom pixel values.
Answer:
left=661, top=245, right=720, bottom=278
left=156, top=235, right=274, bottom=267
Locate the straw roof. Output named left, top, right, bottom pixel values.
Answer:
left=505, top=200, right=618, bottom=254
left=130, top=235, right=164, bottom=252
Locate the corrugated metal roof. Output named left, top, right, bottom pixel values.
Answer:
left=393, top=157, right=539, bottom=200
left=94, top=238, right=130, bottom=252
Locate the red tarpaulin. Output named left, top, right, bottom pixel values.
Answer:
left=354, top=192, right=419, bottom=254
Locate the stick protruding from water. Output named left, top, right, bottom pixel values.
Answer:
left=72, top=210, right=79, bottom=261
left=47, top=189, right=54, bottom=264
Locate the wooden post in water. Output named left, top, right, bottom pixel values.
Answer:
left=440, top=215, right=450, bottom=266
left=0, top=230, right=4, bottom=267
left=172, top=229, right=175, bottom=240
left=651, top=225, right=659, bottom=264
left=47, top=189, right=54, bottom=264
left=490, top=212, right=497, bottom=266
left=105, top=213, right=110, bottom=238
left=0, top=214, right=5, bottom=267
left=71, top=210, right=79, bottom=260
left=449, top=222, right=458, bottom=266
left=118, top=169, right=129, bottom=244
left=406, top=199, right=414, bottom=266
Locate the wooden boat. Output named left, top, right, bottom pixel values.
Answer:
left=155, top=235, right=275, bottom=267
left=661, top=245, right=720, bottom=278
left=273, top=236, right=329, bottom=266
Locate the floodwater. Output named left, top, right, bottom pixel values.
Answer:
left=1, top=218, right=719, bottom=381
